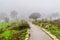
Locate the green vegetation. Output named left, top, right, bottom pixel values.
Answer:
left=34, top=20, right=60, bottom=40
left=0, top=21, right=30, bottom=40
left=0, top=22, right=12, bottom=29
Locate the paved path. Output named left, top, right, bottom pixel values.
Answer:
left=28, top=22, right=52, bottom=40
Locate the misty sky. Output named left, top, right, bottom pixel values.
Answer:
left=0, top=0, right=60, bottom=19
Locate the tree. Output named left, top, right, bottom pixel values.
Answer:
left=0, top=13, right=9, bottom=22
left=29, top=12, right=40, bottom=21
left=4, top=17, right=9, bottom=22
left=0, top=13, right=6, bottom=20
left=10, top=10, right=18, bottom=20
left=49, top=13, right=60, bottom=20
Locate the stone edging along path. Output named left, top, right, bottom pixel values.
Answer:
left=25, top=29, right=30, bottom=40
left=41, top=28, right=59, bottom=40
left=33, top=24, right=58, bottom=40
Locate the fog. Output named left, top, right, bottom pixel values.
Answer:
left=0, top=0, right=60, bottom=20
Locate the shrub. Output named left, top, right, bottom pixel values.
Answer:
left=19, top=21, right=30, bottom=29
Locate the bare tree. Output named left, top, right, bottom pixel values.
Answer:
left=29, top=12, right=41, bottom=21
left=10, top=10, right=18, bottom=20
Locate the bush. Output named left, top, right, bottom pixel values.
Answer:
left=7, top=21, right=30, bottom=30
left=19, top=21, right=30, bottom=29
left=0, top=21, right=30, bottom=40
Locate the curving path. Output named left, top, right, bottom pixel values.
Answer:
left=28, top=22, right=53, bottom=40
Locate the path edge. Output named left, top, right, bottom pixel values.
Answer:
left=34, top=24, right=59, bottom=40
left=25, top=29, right=30, bottom=40
left=41, top=28, right=59, bottom=40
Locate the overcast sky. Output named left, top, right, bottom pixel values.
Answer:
left=0, top=0, right=60, bottom=19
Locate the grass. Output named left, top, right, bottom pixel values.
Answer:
left=0, top=29, right=28, bottom=40
left=0, top=22, right=12, bottom=29
left=46, top=24, right=60, bottom=40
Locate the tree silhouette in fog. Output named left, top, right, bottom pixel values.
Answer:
left=0, top=13, right=9, bottom=22
left=50, top=13, right=60, bottom=20
left=29, top=12, right=40, bottom=21
left=10, top=10, right=18, bottom=20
